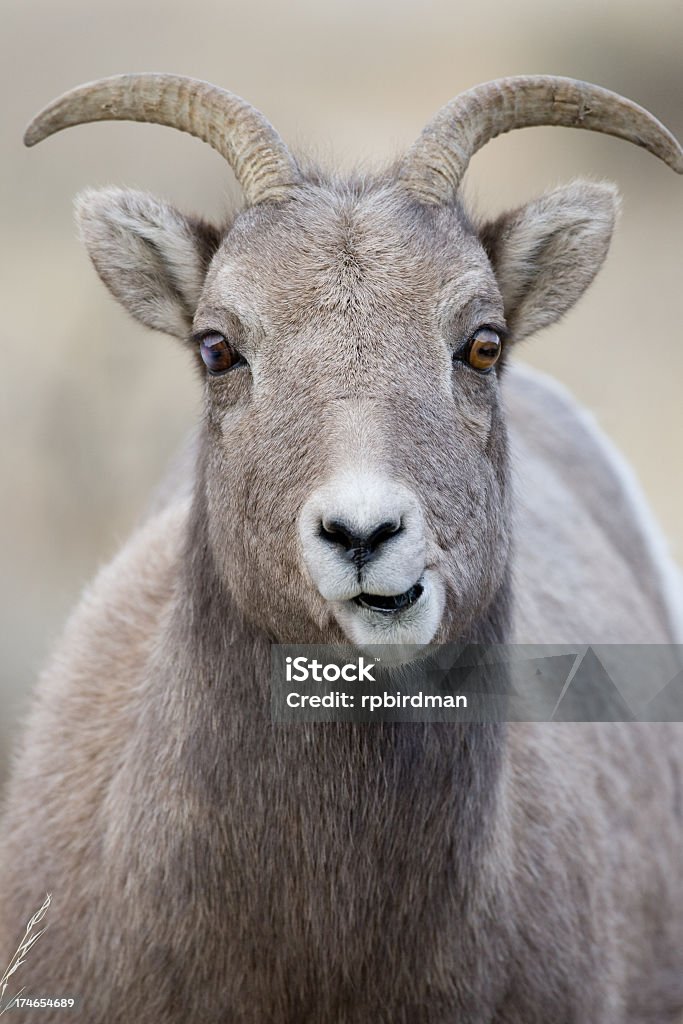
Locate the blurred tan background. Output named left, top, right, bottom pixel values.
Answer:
left=1, top=0, right=681, bottom=785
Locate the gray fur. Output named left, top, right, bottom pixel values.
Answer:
left=0, top=144, right=681, bottom=1022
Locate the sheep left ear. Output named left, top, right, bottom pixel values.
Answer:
left=478, top=180, right=620, bottom=343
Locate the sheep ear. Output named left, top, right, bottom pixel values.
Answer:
left=75, top=187, right=221, bottom=339
left=479, top=181, right=620, bottom=343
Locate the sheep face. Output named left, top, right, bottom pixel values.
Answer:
left=76, top=176, right=619, bottom=646
left=193, top=184, right=510, bottom=646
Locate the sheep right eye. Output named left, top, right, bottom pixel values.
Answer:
left=197, top=332, right=246, bottom=375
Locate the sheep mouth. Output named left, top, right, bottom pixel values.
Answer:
left=353, top=583, right=424, bottom=615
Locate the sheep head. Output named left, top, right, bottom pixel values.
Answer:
left=25, top=75, right=682, bottom=646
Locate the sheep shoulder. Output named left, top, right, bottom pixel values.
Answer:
left=0, top=500, right=188, bottom=957
left=506, top=362, right=683, bottom=643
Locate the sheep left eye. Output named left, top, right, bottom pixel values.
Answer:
left=198, top=333, right=244, bottom=374
left=466, top=328, right=501, bottom=372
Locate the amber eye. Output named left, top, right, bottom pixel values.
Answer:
left=198, top=332, right=244, bottom=375
left=467, top=327, right=502, bottom=372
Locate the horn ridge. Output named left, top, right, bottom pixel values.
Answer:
left=24, top=73, right=301, bottom=206
left=399, top=75, right=683, bottom=204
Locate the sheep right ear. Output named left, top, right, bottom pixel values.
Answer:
left=75, top=187, right=221, bottom=339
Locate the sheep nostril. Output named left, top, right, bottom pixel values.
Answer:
left=319, top=519, right=359, bottom=552
left=366, top=519, right=402, bottom=551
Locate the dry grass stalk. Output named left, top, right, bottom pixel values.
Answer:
left=0, top=894, right=51, bottom=1016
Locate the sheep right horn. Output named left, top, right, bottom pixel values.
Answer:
left=24, top=73, right=301, bottom=206
left=399, top=76, right=683, bottom=205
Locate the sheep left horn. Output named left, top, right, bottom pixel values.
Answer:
left=399, top=75, right=683, bottom=205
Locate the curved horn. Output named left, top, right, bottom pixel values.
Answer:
left=24, top=73, right=301, bottom=206
left=399, top=76, right=683, bottom=204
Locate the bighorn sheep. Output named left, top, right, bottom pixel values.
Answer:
left=1, top=74, right=682, bottom=1023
